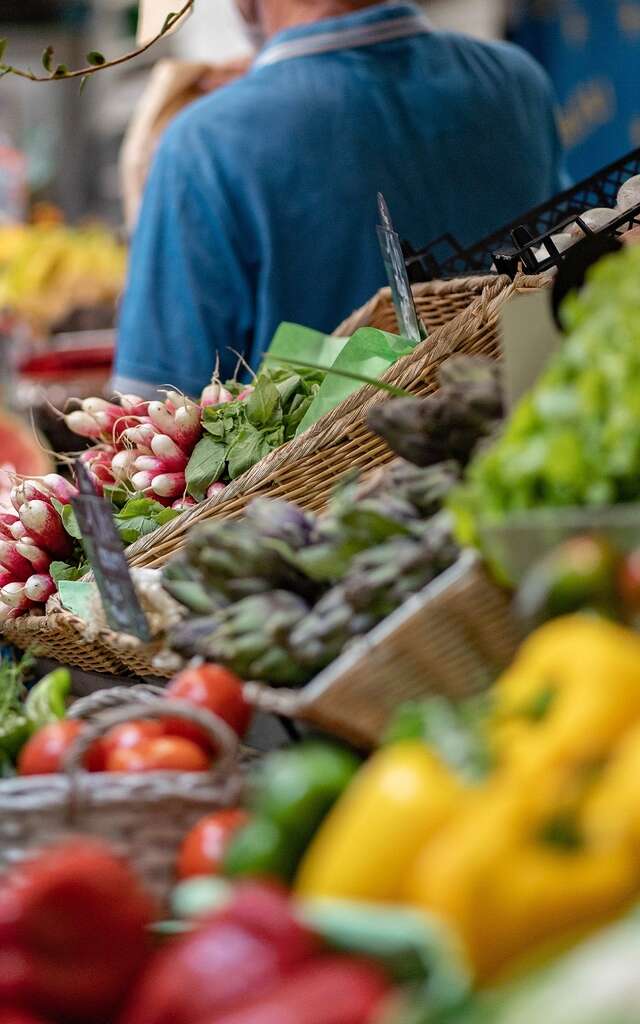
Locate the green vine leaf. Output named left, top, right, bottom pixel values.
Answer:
left=162, top=11, right=180, bottom=31
left=52, top=64, right=69, bottom=78
left=79, top=75, right=89, bottom=95
left=0, top=39, right=7, bottom=63
left=41, top=45, right=54, bottom=72
left=86, top=51, right=106, bottom=66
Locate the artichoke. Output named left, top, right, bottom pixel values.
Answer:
left=162, top=557, right=226, bottom=615
left=360, top=460, right=460, bottom=518
left=172, top=591, right=311, bottom=686
left=367, top=356, right=504, bottom=469
left=289, top=584, right=378, bottom=672
left=184, top=519, right=318, bottom=602
left=297, top=489, right=418, bottom=583
left=245, top=498, right=317, bottom=550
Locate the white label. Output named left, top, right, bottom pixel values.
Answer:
left=500, top=289, right=563, bottom=409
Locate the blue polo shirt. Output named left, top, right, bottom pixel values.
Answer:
left=115, top=2, right=566, bottom=398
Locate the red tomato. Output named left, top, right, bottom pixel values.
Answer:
left=178, top=809, right=249, bottom=879
left=99, top=720, right=165, bottom=767
left=18, top=721, right=103, bottom=776
left=107, top=736, right=210, bottom=773
left=165, top=664, right=252, bottom=751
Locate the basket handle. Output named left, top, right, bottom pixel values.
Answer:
left=63, top=696, right=239, bottom=781
left=68, top=684, right=167, bottom=720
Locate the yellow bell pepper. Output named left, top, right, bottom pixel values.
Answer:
left=295, top=741, right=464, bottom=902
left=490, top=615, right=640, bottom=775
left=583, top=721, right=640, bottom=851
left=406, top=776, right=640, bottom=981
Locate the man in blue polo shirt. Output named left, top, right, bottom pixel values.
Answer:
left=114, top=0, right=567, bottom=398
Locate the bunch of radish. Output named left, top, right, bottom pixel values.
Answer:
left=0, top=382, right=255, bottom=620
left=62, top=384, right=250, bottom=508
left=0, top=474, right=79, bottom=620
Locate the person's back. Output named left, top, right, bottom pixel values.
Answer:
left=115, top=1, right=566, bottom=398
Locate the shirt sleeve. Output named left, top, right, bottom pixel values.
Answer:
left=114, top=111, right=255, bottom=399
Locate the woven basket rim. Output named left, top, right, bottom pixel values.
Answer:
left=122, top=272, right=548, bottom=566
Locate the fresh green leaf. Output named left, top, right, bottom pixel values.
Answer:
left=162, top=10, right=180, bottom=31
left=41, top=45, right=54, bottom=71
left=61, top=504, right=83, bottom=540
left=52, top=64, right=69, bottom=78
left=227, top=425, right=275, bottom=480
left=246, top=376, right=282, bottom=428
left=49, top=560, right=89, bottom=585
left=185, top=436, right=227, bottom=501
left=114, top=497, right=180, bottom=545
left=86, top=50, right=106, bottom=66
left=50, top=497, right=65, bottom=518
left=0, top=40, right=7, bottom=63
left=79, top=75, right=89, bottom=95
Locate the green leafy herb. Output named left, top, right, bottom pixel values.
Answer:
left=186, top=437, right=226, bottom=501
left=86, top=50, right=106, bottom=66
left=247, top=377, right=282, bottom=428
left=114, top=498, right=180, bottom=545
left=50, top=560, right=89, bottom=585
left=227, top=424, right=278, bottom=480
left=61, top=504, right=83, bottom=541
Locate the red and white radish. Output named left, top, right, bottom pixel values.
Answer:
left=0, top=539, right=35, bottom=580
left=206, top=482, right=226, bottom=500
left=131, top=471, right=155, bottom=493
left=150, top=434, right=189, bottom=470
left=9, top=521, right=27, bottom=541
left=0, top=581, right=32, bottom=612
left=111, top=450, right=138, bottom=482
left=201, top=382, right=233, bottom=408
left=42, top=474, right=78, bottom=504
left=172, top=496, right=197, bottom=511
left=19, top=500, right=74, bottom=558
left=24, top=573, right=56, bottom=604
left=150, top=473, right=186, bottom=499
left=15, top=540, right=51, bottom=574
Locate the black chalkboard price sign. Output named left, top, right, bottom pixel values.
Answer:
left=72, top=462, right=151, bottom=641
left=376, top=193, right=424, bottom=345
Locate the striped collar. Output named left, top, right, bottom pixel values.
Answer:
left=253, top=2, right=432, bottom=70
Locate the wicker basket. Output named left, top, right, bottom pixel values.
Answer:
left=124, top=273, right=546, bottom=571
left=247, top=551, right=521, bottom=747
left=2, top=272, right=547, bottom=673
left=0, top=686, right=246, bottom=904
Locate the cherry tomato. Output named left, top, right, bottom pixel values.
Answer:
left=18, top=721, right=103, bottom=776
left=177, top=809, right=249, bottom=880
left=165, top=664, right=252, bottom=751
left=106, top=736, right=210, bottom=773
left=98, top=720, right=165, bottom=769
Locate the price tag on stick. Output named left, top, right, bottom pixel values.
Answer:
left=376, top=193, right=424, bottom=344
left=72, top=462, right=151, bottom=642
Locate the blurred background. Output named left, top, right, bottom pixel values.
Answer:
left=0, top=0, right=638, bottom=225
left=0, top=0, right=637, bottom=451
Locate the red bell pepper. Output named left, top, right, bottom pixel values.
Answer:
left=120, top=882, right=321, bottom=1024
left=207, top=955, right=391, bottom=1024
left=0, top=1013, right=52, bottom=1024
left=0, top=839, right=154, bottom=1022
